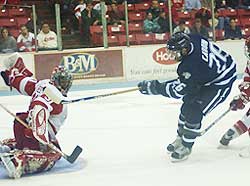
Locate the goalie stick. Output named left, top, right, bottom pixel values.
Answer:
left=0, top=103, right=82, bottom=164
left=44, top=84, right=139, bottom=104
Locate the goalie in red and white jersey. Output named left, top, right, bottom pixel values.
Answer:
left=0, top=53, right=73, bottom=179
left=219, top=37, right=250, bottom=146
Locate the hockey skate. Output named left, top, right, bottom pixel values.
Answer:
left=0, top=152, right=22, bottom=179
left=170, top=144, right=192, bottom=162
left=219, top=129, right=236, bottom=146
left=167, top=136, right=182, bottom=153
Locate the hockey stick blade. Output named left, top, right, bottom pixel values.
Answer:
left=66, top=146, right=83, bottom=163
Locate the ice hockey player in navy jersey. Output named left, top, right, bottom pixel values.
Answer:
left=138, top=32, right=237, bottom=162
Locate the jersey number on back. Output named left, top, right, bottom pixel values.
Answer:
left=201, top=39, right=228, bottom=74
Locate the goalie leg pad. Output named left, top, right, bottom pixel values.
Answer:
left=0, top=149, right=61, bottom=179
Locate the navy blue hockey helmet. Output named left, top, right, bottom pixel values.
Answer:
left=166, top=32, right=191, bottom=61
left=166, top=32, right=191, bottom=51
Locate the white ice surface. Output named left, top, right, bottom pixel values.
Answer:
left=0, top=79, right=250, bottom=186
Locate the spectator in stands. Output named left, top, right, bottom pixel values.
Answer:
left=0, top=28, right=17, bottom=53
left=17, top=25, right=35, bottom=52
left=107, top=2, right=125, bottom=25
left=93, top=0, right=108, bottom=14
left=215, top=0, right=240, bottom=9
left=81, top=1, right=100, bottom=45
left=74, top=0, right=86, bottom=21
left=162, top=1, right=178, bottom=24
left=37, top=22, right=58, bottom=50
left=240, top=0, right=250, bottom=9
left=224, top=18, right=243, bottom=40
left=215, top=0, right=226, bottom=9
left=173, top=19, right=190, bottom=34
left=26, top=12, right=41, bottom=33
left=195, top=7, right=211, bottom=28
left=208, top=9, right=229, bottom=30
left=154, top=10, right=170, bottom=33
left=201, top=0, right=211, bottom=8
left=171, top=0, right=184, bottom=11
left=143, top=12, right=160, bottom=33
left=146, top=0, right=161, bottom=19
left=184, top=0, right=201, bottom=11
left=190, top=18, right=209, bottom=38
left=225, top=0, right=240, bottom=9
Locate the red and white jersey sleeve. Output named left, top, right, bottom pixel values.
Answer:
left=243, top=61, right=250, bottom=82
left=10, top=74, right=37, bottom=96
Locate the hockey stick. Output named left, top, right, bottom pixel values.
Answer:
left=0, top=103, right=82, bottom=164
left=183, top=108, right=231, bottom=137
left=44, top=84, right=139, bottom=104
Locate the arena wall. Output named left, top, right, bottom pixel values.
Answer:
left=0, top=40, right=246, bottom=90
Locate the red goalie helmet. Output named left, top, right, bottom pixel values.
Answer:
left=51, top=66, right=73, bottom=96
left=245, top=36, right=250, bottom=60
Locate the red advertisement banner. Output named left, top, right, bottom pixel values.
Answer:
left=34, top=49, right=124, bottom=80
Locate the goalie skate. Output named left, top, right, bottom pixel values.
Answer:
left=0, top=152, right=22, bottom=179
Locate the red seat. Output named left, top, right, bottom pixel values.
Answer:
left=134, top=3, right=150, bottom=11
left=107, top=25, right=125, bottom=35
left=8, top=8, right=27, bottom=17
left=135, top=33, right=154, bottom=45
left=177, top=11, right=192, bottom=20
left=240, top=17, right=250, bottom=28
left=9, top=28, right=20, bottom=38
left=221, top=9, right=237, bottom=18
left=237, top=9, right=250, bottom=18
left=117, top=4, right=135, bottom=12
left=128, top=12, right=145, bottom=22
left=118, top=34, right=137, bottom=45
left=107, top=35, right=119, bottom=46
left=215, top=30, right=225, bottom=40
left=90, top=25, right=103, bottom=45
left=128, top=23, right=143, bottom=33
left=15, top=17, right=30, bottom=27
left=153, top=33, right=170, bottom=44
left=0, top=18, right=16, bottom=27
left=0, top=9, right=9, bottom=18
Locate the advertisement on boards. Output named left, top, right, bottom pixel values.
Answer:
left=125, top=45, right=179, bottom=81
left=34, top=49, right=124, bottom=81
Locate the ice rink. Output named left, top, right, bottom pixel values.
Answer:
left=0, top=79, right=250, bottom=186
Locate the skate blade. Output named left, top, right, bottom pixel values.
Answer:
left=239, top=147, right=250, bottom=158
left=217, top=144, right=229, bottom=149
left=170, top=155, right=189, bottom=163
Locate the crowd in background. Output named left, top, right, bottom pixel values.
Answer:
left=0, top=0, right=250, bottom=52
